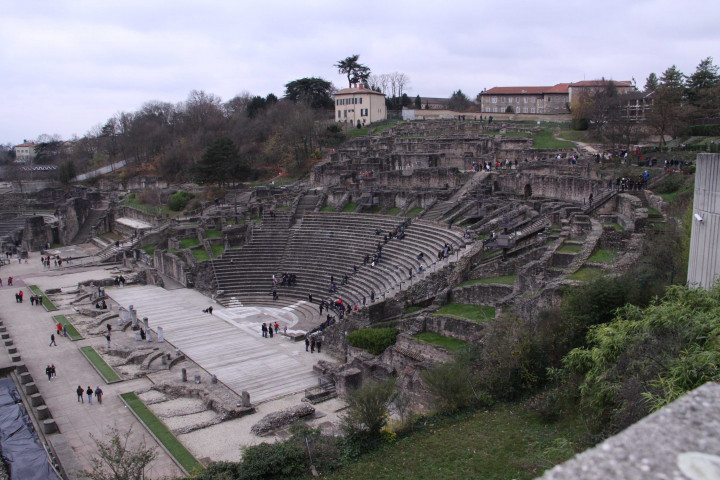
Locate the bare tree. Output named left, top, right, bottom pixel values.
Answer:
left=80, top=427, right=157, bottom=480
left=395, top=73, right=411, bottom=98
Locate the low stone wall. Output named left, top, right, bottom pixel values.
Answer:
left=449, top=284, right=513, bottom=307
left=119, top=206, right=160, bottom=226
left=416, top=314, right=486, bottom=344
left=598, top=230, right=633, bottom=250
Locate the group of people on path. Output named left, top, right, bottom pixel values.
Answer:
left=261, top=322, right=282, bottom=338
left=76, top=385, right=103, bottom=404
left=41, top=254, right=71, bottom=269
left=304, top=335, right=322, bottom=353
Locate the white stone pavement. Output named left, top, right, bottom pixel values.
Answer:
left=108, top=285, right=332, bottom=404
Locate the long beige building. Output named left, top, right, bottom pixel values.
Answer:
left=334, top=85, right=387, bottom=127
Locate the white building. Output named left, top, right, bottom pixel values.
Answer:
left=334, top=85, right=387, bottom=127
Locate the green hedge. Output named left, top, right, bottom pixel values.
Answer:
left=347, top=328, right=398, bottom=355
left=689, top=124, right=720, bottom=136
left=168, top=191, right=194, bottom=211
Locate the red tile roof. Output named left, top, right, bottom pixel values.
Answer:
left=15, top=142, right=36, bottom=148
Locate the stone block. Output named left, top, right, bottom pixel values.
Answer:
left=42, top=419, right=58, bottom=434
left=36, top=405, right=50, bottom=420
left=10, top=355, right=21, bottom=363
left=7, top=347, right=17, bottom=355
left=251, top=404, right=315, bottom=436
left=14, top=363, right=28, bottom=374
left=241, top=391, right=251, bottom=408
left=336, top=368, right=363, bottom=394
left=0, top=326, right=6, bottom=333
left=30, top=393, right=45, bottom=407
left=24, top=382, right=38, bottom=395
left=0, top=333, right=8, bottom=340
left=19, top=372, right=32, bottom=384
left=4, top=340, right=12, bottom=347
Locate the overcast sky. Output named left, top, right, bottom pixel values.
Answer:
left=1, top=0, right=717, bottom=145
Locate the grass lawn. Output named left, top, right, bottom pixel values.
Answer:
left=28, top=285, right=58, bottom=311
left=414, top=332, right=467, bottom=352
left=205, top=229, right=222, bottom=238
left=407, top=207, right=424, bottom=217
left=658, top=192, right=678, bottom=203
left=532, top=130, right=574, bottom=149
left=328, top=404, right=589, bottom=480
left=122, top=196, right=162, bottom=216
left=587, top=248, right=617, bottom=264
left=141, top=245, right=156, bottom=256
left=210, top=244, right=225, bottom=258
left=79, top=346, right=122, bottom=383
left=602, top=223, right=624, bottom=232
left=191, top=249, right=210, bottom=262
left=52, top=315, right=82, bottom=340
left=405, top=306, right=422, bottom=314
left=180, top=238, right=200, bottom=249
left=568, top=267, right=602, bottom=282
left=343, top=202, right=358, bottom=212
left=321, top=205, right=335, bottom=212
left=386, top=207, right=402, bottom=216
left=121, top=392, right=204, bottom=474
left=557, top=243, right=582, bottom=253
left=434, top=303, right=495, bottom=322
left=556, top=129, right=591, bottom=142
left=459, top=275, right=517, bottom=287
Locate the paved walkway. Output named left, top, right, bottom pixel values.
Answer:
left=108, top=285, right=329, bottom=404
left=0, top=256, right=183, bottom=480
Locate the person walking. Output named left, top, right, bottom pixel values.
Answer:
left=86, top=386, right=93, bottom=404
left=105, top=333, right=111, bottom=348
left=46, top=365, right=52, bottom=381
left=310, top=337, right=315, bottom=353
left=77, top=385, right=84, bottom=403
left=316, top=337, right=322, bottom=354
left=305, top=337, right=310, bottom=352
left=261, top=323, right=268, bottom=338
left=268, top=325, right=274, bottom=338
left=49, top=333, right=57, bottom=347
left=51, top=364, right=56, bottom=378
left=94, top=386, right=103, bottom=404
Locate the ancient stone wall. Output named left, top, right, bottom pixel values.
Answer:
left=119, top=206, right=160, bottom=225
left=59, top=197, right=91, bottom=244
left=21, top=216, right=51, bottom=252
left=449, top=284, right=513, bottom=306
left=153, top=251, right=189, bottom=286
left=498, top=170, right=605, bottom=203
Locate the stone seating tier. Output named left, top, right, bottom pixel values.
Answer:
left=214, top=212, right=468, bottom=308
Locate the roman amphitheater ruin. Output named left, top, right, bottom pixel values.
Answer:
left=0, top=119, right=678, bottom=475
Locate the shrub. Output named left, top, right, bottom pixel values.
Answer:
left=346, top=328, right=398, bottom=355
left=238, top=441, right=306, bottom=479
left=421, top=361, right=474, bottom=412
left=653, top=175, right=685, bottom=194
left=168, top=191, right=194, bottom=211
left=341, top=378, right=397, bottom=437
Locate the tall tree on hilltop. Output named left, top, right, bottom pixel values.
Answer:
left=335, top=54, right=371, bottom=87
left=648, top=65, right=691, bottom=145
left=448, top=90, right=471, bottom=112
left=687, top=57, right=719, bottom=111
left=284, top=77, right=335, bottom=109
left=644, top=72, right=658, bottom=93
left=195, top=137, right=248, bottom=186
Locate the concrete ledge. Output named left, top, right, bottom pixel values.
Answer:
left=24, top=382, right=38, bottom=395
left=10, top=354, right=21, bottom=362
left=42, top=419, right=58, bottom=434
left=30, top=393, right=45, bottom=407
left=4, top=340, right=12, bottom=347
left=13, top=363, right=27, bottom=374
left=7, top=346, right=17, bottom=355
left=36, top=405, right=50, bottom=420
left=0, top=333, right=8, bottom=340
left=19, top=372, right=33, bottom=384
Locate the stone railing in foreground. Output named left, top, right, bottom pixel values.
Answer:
left=538, top=382, right=720, bottom=480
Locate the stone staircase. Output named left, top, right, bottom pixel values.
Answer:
left=295, top=192, right=320, bottom=217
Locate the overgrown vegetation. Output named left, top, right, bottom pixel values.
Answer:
left=167, top=190, right=195, bottom=211
left=347, top=328, right=398, bottom=355
left=413, top=332, right=467, bottom=352
left=434, top=303, right=495, bottom=322
left=459, top=275, right=516, bottom=286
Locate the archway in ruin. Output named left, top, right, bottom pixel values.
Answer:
left=524, top=184, right=532, bottom=198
